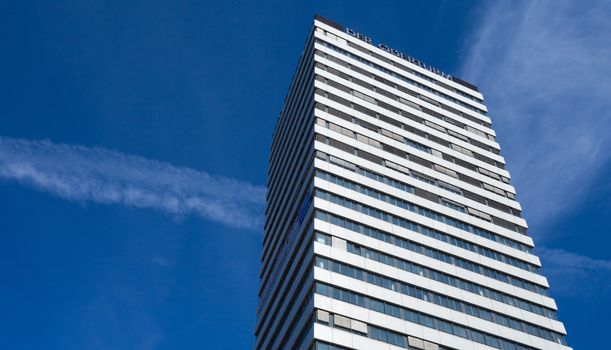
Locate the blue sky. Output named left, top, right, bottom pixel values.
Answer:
left=0, top=1, right=609, bottom=349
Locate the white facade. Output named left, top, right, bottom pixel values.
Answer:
left=255, top=15, right=570, bottom=350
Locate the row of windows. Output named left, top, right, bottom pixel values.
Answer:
left=316, top=148, right=519, bottom=221
left=314, top=211, right=548, bottom=296
left=315, top=283, right=562, bottom=350
left=369, top=326, right=409, bottom=348
left=315, top=309, right=451, bottom=350
left=315, top=169, right=535, bottom=272
left=314, top=231, right=554, bottom=320
left=315, top=258, right=567, bottom=345
left=314, top=62, right=504, bottom=168
left=316, top=37, right=489, bottom=119
left=313, top=341, right=350, bottom=350
left=441, top=198, right=466, bottom=212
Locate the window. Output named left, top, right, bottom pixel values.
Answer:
left=485, top=334, right=500, bottom=348
left=353, top=90, right=375, bottom=103
left=478, top=166, right=501, bottom=180
left=434, top=164, right=459, bottom=178
left=315, top=283, right=329, bottom=296
left=332, top=314, right=351, bottom=330
left=438, top=320, right=453, bottom=333
left=411, top=170, right=437, bottom=185
left=315, top=342, right=329, bottom=350
left=471, top=330, right=485, bottom=344
left=404, top=310, right=419, bottom=323
left=467, top=125, right=487, bottom=138
left=447, top=129, right=469, bottom=141
left=369, top=299, right=385, bottom=313
left=369, top=327, right=387, bottom=342
left=315, top=232, right=331, bottom=245
left=398, top=97, right=421, bottom=111
left=388, top=332, right=406, bottom=347
left=420, top=314, right=434, bottom=328
left=451, top=143, right=474, bottom=157
left=441, top=198, right=466, bottom=213
left=452, top=324, right=468, bottom=338
left=419, top=94, right=441, bottom=107
left=438, top=180, right=462, bottom=195
left=468, top=207, right=492, bottom=222
left=316, top=257, right=328, bottom=269
left=424, top=119, right=446, bottom=133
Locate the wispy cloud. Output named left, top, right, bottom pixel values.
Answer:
left=0, top=136, right=265, bottom=230
left=460, top=0, right=611, bottom=231
left=538, top=247, right=611, bottom=298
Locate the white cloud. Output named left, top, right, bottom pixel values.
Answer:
left=0, top=136, right=266, bottom=230
left=460, top=0, right=611, bottom=232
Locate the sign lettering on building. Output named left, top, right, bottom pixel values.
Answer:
left=346, top=28, right=453, bottom=81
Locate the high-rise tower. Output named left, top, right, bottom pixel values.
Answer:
left=255, top=15, right=570, bottom=350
